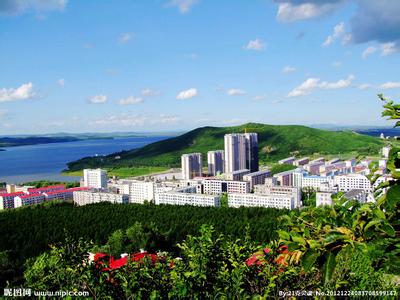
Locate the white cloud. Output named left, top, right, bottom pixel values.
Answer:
left=288, top=74, right=355, bottom=97
left=118, top=96, right=144, bottom=105
left=89, top=113, right=179, bottom=127
left=253, top=95, right=267, bottom=101
left=282, top=65, right=296, bottom=73
left=141, top=89, right=160, bottom=97
left=57, top=78, right=65, bottom=86
left=88, top=94, right=107, bottom=104
left=288, top=78, right=320, bottom=97
left=381, top=42, right=397, bottom=56
left=319, top=74, right=354, bottom=89
left=380, top=82, right=400, bottom=89
left=176, top=88, right=198, bottom=100
left=168, top=0, right=199, bottom=14
left=0, top=82, right=36, bottom=103
left=227, top=89, right=246, bottom=96
left=362, top=46, right=377, bottom=59
left=322, top=22, right=345, bottom=47
left=358, top=83, right=372, bottom=90
left=276, top=1, right=343, bottom=22
left=118, top=32, right=134, bottom=44
left=244, top=39, right=266, bottom=51
left=0, top=0, right=68, bottom=15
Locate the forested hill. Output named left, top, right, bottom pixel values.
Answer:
left=66, top=123, right=383, bottom=171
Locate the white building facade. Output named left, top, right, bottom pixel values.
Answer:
left=181, top=153, right=203, bottom=180
left=73, top=191, right=129, bottom=206
left=207, top=150, right=224, bottom=176
left=83, top=169, right=108, bottom=189
left=224, top=133, right=258, bottom=173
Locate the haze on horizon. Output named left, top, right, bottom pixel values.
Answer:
left=1, top=0, right=400, bottom=135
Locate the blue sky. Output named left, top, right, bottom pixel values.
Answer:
left=0, top=0, right=399, bottom=134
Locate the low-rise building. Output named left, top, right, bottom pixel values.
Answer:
left=316, top=192, right=333, bottom=207
left=334, top=174, right=372, bottom=192
left=301, top=175, right=334, bottom=191
left=225, top=169, right=250, bottom=181
left=278, top=157, right=296, bottom=165
left=43, top=187, right=88, bottom=201
left=228, top=193, right=298, bottom=210
left=343, top=189, right=367, bottom=203
left=202, top=179, right=250, bottom=195
left=243, top=169, right=271, bottom=189
left=14, top=193, right=45, bottom=208
left=293, top=157, right=309, bottom=166
left=0, top=192, right=25, bottom=209
left=73, top=190, right=129, bottom=206
left=254, top=184, right=301, bottom=208
left=155, top=191, right=220, bottom=207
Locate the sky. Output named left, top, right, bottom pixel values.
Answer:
left=0, top=0, right=400, bottom=134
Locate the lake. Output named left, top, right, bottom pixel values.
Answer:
left=0, top=136, right=170, bottom=184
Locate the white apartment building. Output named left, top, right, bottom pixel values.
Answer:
left=181, top=153, right=202, bottom=180
left=343, top=189, right=368, bottom=203
left=118, top=180, right=155, bottom=204
left=243, top=169, right=271, bottom=189
left=224, top=133, right=258, bottom=173
left=301, top=175, right=334, bottom=191
left=83, top=169, right=108, bottom=189
left=228, top=193, right=297, bottom=210
left=273, top=168, right=303, bottom=187
left=202, top=179, right=250, bottom=195
left=225, top=169, right=250, bottom=181
left=254, top=184, right=301, bottom=208
left=207, top=150, right=224, bottom=176
left=155, top=191, right=220, bottom=207
left=316, top=192, right=333, bottom=207
left=334, top=174, right=372, bottom=192
left=73, top=190, right=129, bottom=206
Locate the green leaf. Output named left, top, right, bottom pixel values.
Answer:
left=277, top=230, right=290, bottom=241
left=323, top=252, right=336, bottom=286
left=364, top=219, right=381, bottom=232
left=381, top=223, right=395, bottom=237
left=302, top=249, right=319, bottom=272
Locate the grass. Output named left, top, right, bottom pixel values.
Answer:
left=62, top=166, right=168, bottom=179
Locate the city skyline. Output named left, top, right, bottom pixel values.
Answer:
left=1, top=0, right=400, bottom=134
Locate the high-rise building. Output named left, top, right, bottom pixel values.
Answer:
left=224, top=133, right=258, bottom=173
left=207, top=150, right=224, bottom=176
left=83, top=169, right=108, bottom=189
left=181, top=153, right=202, bottom=180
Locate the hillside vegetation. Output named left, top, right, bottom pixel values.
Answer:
left=67, top=123, right=383, bottom=171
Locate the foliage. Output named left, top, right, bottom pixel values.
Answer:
left=63, top=166, right=168, bottom=179
left=67, top=123, right=383, bottom=171
left=20, top=180, right=80, bottom=188
left=270, top=163, right=297, bottom=175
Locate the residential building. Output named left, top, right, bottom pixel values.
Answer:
left=301, top=175, right=334, bottom=191
left=304, top=161, right=325, bottom=175
left=123, top=180, right=155, bottom=204
left=343, top=189, right=368, bottom=203
left=155, top=190, right=220, bottom=207
left=43, top=187, right=88, bottom=201
left=254, top=185, right=301, bottom=208
left=243, top=169, right=271, bottom=189
left=293, top=157, right=309, bottom=166
left=202, top=179, right=250, bottom=195
left=273, top=168, right=302, bottom=187
left=14, top=193, right=45, bottom=208
left=73, top=190, right=129, bottom=206
left=334, top=174, right=372, bottom=192
left=228, top=193, right=298, bottom=210
left=278, top=157, right=296, bottom=165
left=225, top=169, right=250, bottom=181
left=207, top=150, right=224, bottom=176
left=83, top=169, right=108, bottom=189
left=0, top=192, right=25, bottom=209
left=181, top=153, right=202, bottom=180
left=316, top=192, right=333, bottom=207
left=27, top=184, right=65, bottom=194
left=224, top=133, right=258, bottom=173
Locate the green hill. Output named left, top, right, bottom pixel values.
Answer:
left=66, top=123, right=384, bottom=171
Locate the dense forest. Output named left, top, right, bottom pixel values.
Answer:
left=67, top=123, right=383, bottom=171
left=0, top=202, right=288, bottom=288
